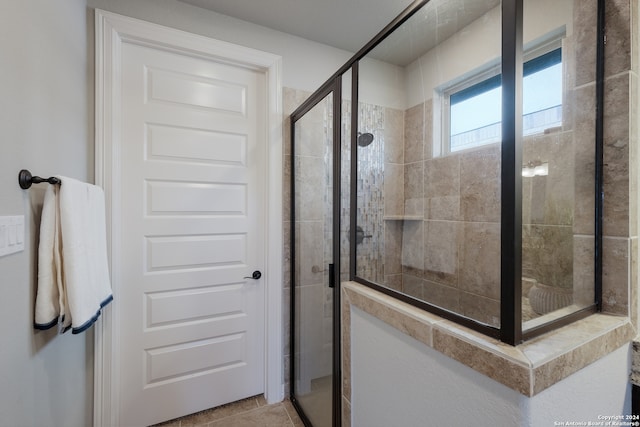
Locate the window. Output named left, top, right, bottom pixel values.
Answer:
left=444, top=47, right=563, bottom=153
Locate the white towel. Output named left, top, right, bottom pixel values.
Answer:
left=35, top=177, right=113, bottom=334
left=35, top=185, right=63, bottom=330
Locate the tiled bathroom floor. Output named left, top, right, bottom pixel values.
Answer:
left=153, top=395, right=304, bottom=427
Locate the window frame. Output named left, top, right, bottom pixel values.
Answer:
left=438, top=35, right=565, bottom=156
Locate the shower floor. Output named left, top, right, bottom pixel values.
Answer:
left=295, top=375, right=333, bottom=427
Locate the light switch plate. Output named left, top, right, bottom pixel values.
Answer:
left=0, top=216, right=25, bottom=257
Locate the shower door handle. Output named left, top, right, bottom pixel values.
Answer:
left=328, top=263, right=335, bottom=288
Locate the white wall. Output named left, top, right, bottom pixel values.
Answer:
left=86, top=0, right=355, bottom=93
left=0, top=1, right=93, bottom=426
left=351, top=307, right=631, bottom=427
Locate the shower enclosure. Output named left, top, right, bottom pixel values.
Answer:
left=291, top=0, right=602, bottom=424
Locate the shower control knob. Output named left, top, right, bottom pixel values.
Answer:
left=244, top=270, right=262, bottom=280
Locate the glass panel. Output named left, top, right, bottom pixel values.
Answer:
left=356, top=0, right=502, bottom=328
left=341, top=70, right=353, bottom=281
left=522, top=0, right=595, bottom=330
left=293, top=92, right=333, bottom=427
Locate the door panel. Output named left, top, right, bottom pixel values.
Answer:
left=292, top=92, right=334, bottom=427
left=118, top=41, right=265, bottom=427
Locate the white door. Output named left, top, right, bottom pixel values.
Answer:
left=116, top=36, right=266, bottom=426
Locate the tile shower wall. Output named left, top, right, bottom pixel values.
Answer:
left=355, top=103, right=386, bottom=282
left=375, top=3, right=603, bottom=328
left=396, top=104, right=504, bottom=326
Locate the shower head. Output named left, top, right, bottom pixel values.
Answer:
left=357, top=132, right=374, bottom=147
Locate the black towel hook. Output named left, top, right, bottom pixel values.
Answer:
left=18, top=170, right=61, bottom=189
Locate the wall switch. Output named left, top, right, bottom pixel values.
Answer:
left=0, top=216, right=25, bottom=257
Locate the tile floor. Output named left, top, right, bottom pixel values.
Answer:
left=153, top=395, right=304, bottom=427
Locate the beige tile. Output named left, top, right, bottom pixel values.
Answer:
left=629, top=72, right=638, bottom=238
left=561, top=34, right=576, bottom=128
left=151, top=419, right=180, bottom=427
left=522, top=313, right=631, bottom=366
left=460, top=146, right=500, bottom=222
left=283, top=155, right=291, bottom=222
left=384, top=107, right=404, bottom=164
left=179, top=396, right=260, bottom=427
left=404, top=161, right=424, bottom=217
left=298, top=221, right=325, bottom=286
left=256, top=395, right=268, bottom=407
left=426, top=195, right=461, bottom=223
left=423, top=220, right=461, bottom=286
left=344, top=284, right=438, bottom=347
left=459, top=222, right=500, bottom=299
left=572, top=235, right=595, bottom=306
left=632, top=341, right=640, bottom=386
left=603, top=73, right=631, bottom=237
left=383, top=274, right=403, bottom=291
left=402, top=273, right=424, bottom=300
left=404, top=103, right=424, bottom=162
left=294, top=156, right=325, bottom=221
left=424, top=154, right=460, bottom=221
left=459, top=291, right=500, bottom=328
left=633, top=0, right=640, bottom=73
left=522, top=132, right=574, bottom=226
left=602, top=237, right=630, bottom=315
left=343, top=281, right=634, bottom=397
left=384, top=163, right=404, bottom=217
left=282, top=289, right=291, bottom=356
left=401, top=220, right=424, bottom=271
left=295, top=97, right=329, bottom=158
left=423, top=100, right=433, bottom=161
left=283, top=354, right=291, bottom=397
left=571, top=84, right=596, bottom=235
left=423, top=280, right=460, bottom=313
left=631, top=238, right=638, bottom=326
left=342, top=396, right=352, bottom=427
left=432, top=325, right=531, bottom=396
left=342, top=287, right=352, bottom=402
left=283, top=221, right=291, bottom=289
left=282, top=400, right=305, bottom=427
left=573, top=0, right=597, bottom=86
left=208, top=404, right=292, bottom=427
left=522, top=224, right=573, bottom=291
left=604, top=0, right=632, bottom=77
left=530, top=320, right=634, bottom=394
left=283, top=115, right=292, bottom=158
left=384, top=220, right=403, bottom=275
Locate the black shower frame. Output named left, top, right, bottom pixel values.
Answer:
left=289, top=77, right=343, bottom=426
left=290, top=0, right=605, bottom=421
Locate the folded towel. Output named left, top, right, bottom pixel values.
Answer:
left=35, top=185, right=62, bottom=330
left=34, top=177, right=113, bottom=334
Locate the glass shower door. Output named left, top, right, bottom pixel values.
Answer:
left=292, top=89, right=337, bottom=427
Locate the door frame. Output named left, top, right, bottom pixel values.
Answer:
left=94, top=10, right=283, bottom=426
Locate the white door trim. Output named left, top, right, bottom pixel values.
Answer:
left=94, top=10, right=283, bottom=426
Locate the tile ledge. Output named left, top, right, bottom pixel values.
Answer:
left=342, top=281, right=635, bottom=396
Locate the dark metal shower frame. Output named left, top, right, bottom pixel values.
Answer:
left=290, top=78, right=343, bottom=427
left=290, top=0, right=604, bottom=422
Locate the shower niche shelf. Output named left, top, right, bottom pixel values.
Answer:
left=383, top=215, right=423, bottom=221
